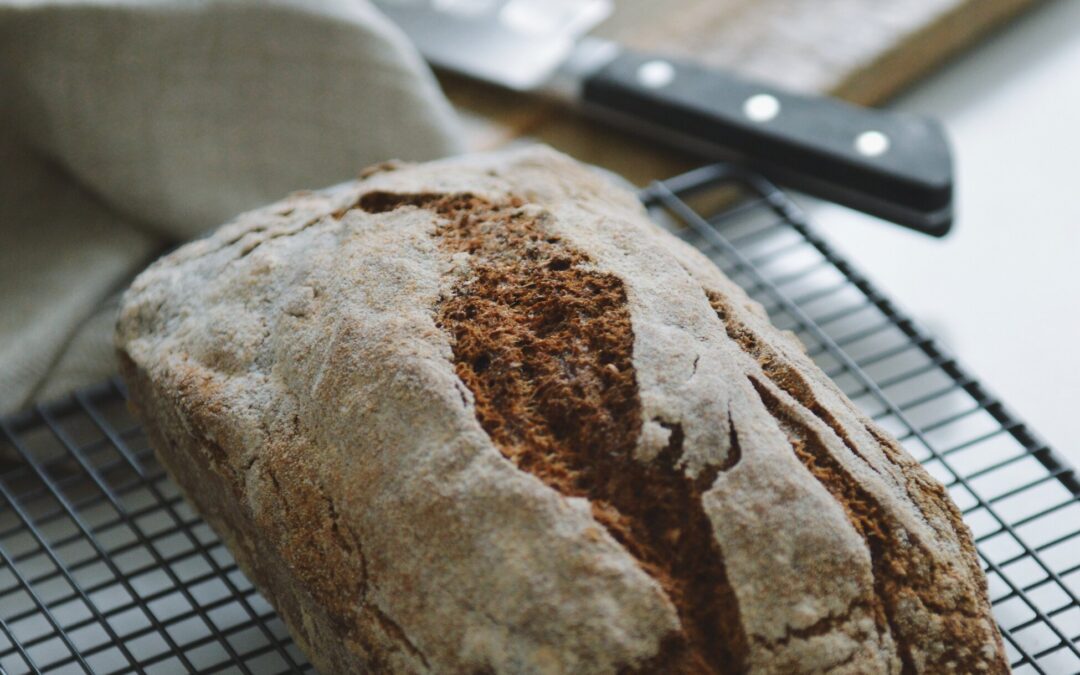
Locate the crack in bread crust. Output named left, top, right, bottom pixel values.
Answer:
left=360, top=191, right=748, bottom=674
left=708, top=293, right=880, bottom=474
left=743, top=366, right=998, bottom=674
left=746, top=377, right=1002, bottom=672
left=703, top=287, right=1005, bottom=671
left=707, top=289, right=1007, bottom=667
left=749, top=377, right=913, bottom=672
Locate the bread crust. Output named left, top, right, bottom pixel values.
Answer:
left=117, top=146, right=1008, bottom=674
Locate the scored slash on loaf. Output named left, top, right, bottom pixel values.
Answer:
left=116, top=146, right=1008, bottom=673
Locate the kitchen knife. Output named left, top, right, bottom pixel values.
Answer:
left=374, top=0, right=954, bottom=236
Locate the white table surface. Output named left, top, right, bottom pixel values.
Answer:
left=801, top=0, right=1080, bottom=468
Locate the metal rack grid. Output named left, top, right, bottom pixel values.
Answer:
left=0, top=163, right=1077, bottom=674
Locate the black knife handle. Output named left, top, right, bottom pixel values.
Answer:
left=581, top=49, right=954, bottom=235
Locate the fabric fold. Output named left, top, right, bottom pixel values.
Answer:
left=0, top=0, right=463, bottom=412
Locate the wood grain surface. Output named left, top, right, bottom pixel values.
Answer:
left=444, top=0, right=1041, bottom=184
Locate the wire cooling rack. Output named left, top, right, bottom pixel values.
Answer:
left=1, top=164, right=1077, bottom=674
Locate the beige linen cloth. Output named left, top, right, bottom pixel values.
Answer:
left=0, top=0, right=463, bottom=412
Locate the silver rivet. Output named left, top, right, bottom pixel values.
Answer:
left=743, top=94, right=780, bottom=122
left=855, top=130, right=890, bottom=157
left=637, top=60, right=675, bottom=89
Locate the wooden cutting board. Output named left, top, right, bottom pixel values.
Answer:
left=443, top=0, right=1042, bottom=185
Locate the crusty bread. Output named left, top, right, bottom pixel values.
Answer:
left=116, top=146, right=1008, bottom=674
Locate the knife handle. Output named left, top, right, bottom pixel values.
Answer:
left=580, top=49, right=954, bottom=235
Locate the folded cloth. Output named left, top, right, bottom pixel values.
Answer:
left=0, top=0, right=463, bottom=412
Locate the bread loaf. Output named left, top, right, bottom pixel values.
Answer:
left=116, top=146, right=1008, bottom=674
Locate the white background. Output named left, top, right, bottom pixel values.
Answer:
left=803, top=0, right=1080, bottom=467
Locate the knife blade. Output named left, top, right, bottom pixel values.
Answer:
left=375, top=0, right=954, bottom=235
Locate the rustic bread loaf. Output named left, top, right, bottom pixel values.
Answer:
left=116, top=146, right=1007, bottom=674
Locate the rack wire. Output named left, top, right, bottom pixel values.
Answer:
left=1, top=164, right=1077, bottom=674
